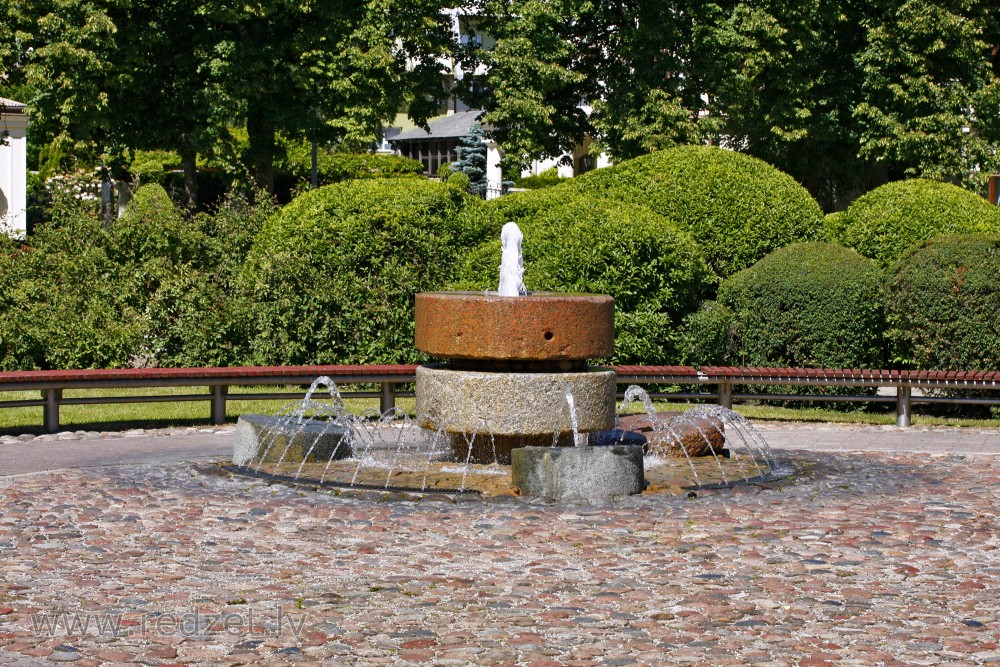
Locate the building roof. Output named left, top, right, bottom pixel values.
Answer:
left=0, top=97, right=27, bottom=114
left=391, top=110, right=482, bottom=142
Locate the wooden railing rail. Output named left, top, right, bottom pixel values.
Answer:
left=0, top=364, right=997, bottom=432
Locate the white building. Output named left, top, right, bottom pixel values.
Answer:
left=0, top=97, right=29, bottom=235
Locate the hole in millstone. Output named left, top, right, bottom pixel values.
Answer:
left=543, top=331, right=554, bottom=341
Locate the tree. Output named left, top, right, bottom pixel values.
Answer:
left=854, top=0, right=997, bottom=187
left=200, top=0, right=455, bottom=192
left=5, top=0, right=457, bottom=196
left=2, top=0, right=118, bottom=169
left=451, top=124, right=488, bottom=196
left=464, top=0, right=1000, bottom=209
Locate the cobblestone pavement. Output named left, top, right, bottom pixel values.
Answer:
left=1, top=444, right=999, bottom=666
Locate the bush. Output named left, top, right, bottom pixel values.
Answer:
left=108, top=184, right=215, bottom=311
left=514, top=168, right=567, bottom=190
left=129, top=149, right=181, bottom=185
left=566, top=145, right=825, bottom=277
left=142, top=193, right=276, bottom=367
left=718, top=243, right=885, bottom=372
left=679, top=301, right=735, bottom=367
left=836, top=179, right=1000, bottom=267
left=241, top=179, right=487, bottom=365
left=277, top=142, right=424, bottom=186
left=886, top=234, right=1000, bottom=371
left=0, top=203, right=144, bottom=370
left=452, top=190, right=714, bottom=364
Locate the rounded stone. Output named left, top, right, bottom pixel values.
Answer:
left=416, top=365, right=616, bottom=437
left=510, top=445, right=645, bottom=500
left=414, top=291, right=614, bottom=361
left=234, top=414, right=352, bottom=466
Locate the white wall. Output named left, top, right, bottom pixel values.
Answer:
left=0, top=109, right=29, bottom=235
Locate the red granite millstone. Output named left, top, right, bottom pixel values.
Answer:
left=414, top=291, right=614, bottom=361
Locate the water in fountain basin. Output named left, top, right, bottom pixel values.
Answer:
left=231, top=379, right=793, bottom=494
left=615, top=385, right=793, bottom=489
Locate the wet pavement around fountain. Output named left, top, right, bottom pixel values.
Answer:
left=2, top=423, right=1000, bottom=666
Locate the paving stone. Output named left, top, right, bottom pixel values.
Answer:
left=0, top=435, right=999, bottom=665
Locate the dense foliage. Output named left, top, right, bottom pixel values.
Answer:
left=275, top=145, right=424, bottom=189
left=0, top=185, right=274, bottom=370
left=835, top=179, right=1000, bottom=267
left=513, top=168, right=567, bottom=190
left=566, top=146, right=825, bottom=277
left=678, top=301, right=736, bottom=367
left=240, top=178, right=486, bottom=365
left=885, top=234, right=1000, bottom=371
left=453, top=188, right=714, bottom=363
left=461, top=0, right=1000, bottom=207
left=718, top=243, right=885, bottom=370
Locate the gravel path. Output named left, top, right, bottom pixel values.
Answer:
left=0, top=421, right=999, bottom=665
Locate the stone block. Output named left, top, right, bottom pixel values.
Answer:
left=416, top=365, right=616, bottom=436
left=510, top=445, right=644, bottom=501
left=414, top=291, right=614, bottom=361
left=233, top=414, right=351, bottom=466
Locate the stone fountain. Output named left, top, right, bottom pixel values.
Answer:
left=230, top=222, right=790, bottom=499
left=414, top=223, right=618, bottom=466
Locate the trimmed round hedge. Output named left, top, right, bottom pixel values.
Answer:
left=886, top=234, right=1000, bottom=371
left=452, top=191, right=714, bottom=364
left=837, top=179, right=1000, bottom=267
left=718, top=242, right=885, bottom=370
left=241, top=178, right=487, bottom=365
left=564, top=145, right=825, bottom=277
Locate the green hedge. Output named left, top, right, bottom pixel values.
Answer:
left=718, top=243, right=885, bottom=371
left=886, top=234, right=1000, bottom=371
left=0, top=202, right=143, bottom=370
left=240, top=178, right=486, bottom=365
left=452, top=190, right=714, bottom=363
left=836, top=179, right=1000, bottom=267
left=514, top=168, right=567, bottom=190
left=277, top=143, right=425, bottom=185
left=566, top=145, right=824, bottom=277
left=678, top=301, right=736, bottom=367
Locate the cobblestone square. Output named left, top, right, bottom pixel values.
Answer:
left=1, top=427, right=998, bottom=666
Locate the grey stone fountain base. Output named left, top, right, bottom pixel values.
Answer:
left=233, top=414, right=350, bottom=466
left=511, top=445, right=644, bottom=501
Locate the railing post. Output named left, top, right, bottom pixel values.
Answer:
left=43, top=389, right=61, bottom=433
left=717, top=381, right=733, bottom=409
left=210, top=385, right=228, bottom=425
left=380, top=382, right=396, bottom=414
left=896, top=384, right=912, bottom=427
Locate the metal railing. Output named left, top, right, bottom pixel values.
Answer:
left=0, top=364, right=997, bottom=433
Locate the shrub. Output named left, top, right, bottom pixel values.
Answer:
left=514, top=167, right=567, bottom=190
left=679, top=301, right=736, bottom=367
left=566, top=145, right=824, bottom=277
left=129, top=149, right=181, bottom=185
left=142, top=193, right=276, bottom=367
left=452, top=191, right=714, bottom=364
left=718, top=243, right=885, bottom=372
left=885, top=234, right=1000, bottom=371
left=276, top=141, right=424, bottom=186
left=108, top=184, right=215, bottom=312
left=241, top=179, right=487, bottom=365
left=0, top=204, right=144, bottom=370
left=836, top=179, right=1000, bottom=267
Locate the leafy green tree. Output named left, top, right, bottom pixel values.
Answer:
left=201, top=0, right=455, bottom=192
left=854, top=0, right=998, bottom=188
left=464, top=0, right=1000, bottom=208
left=3, top=0, right=118, bottom=167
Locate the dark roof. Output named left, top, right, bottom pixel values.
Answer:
left=391, top=110, right=481, bottom=142
left=0, top=97, right=26, bottom=114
